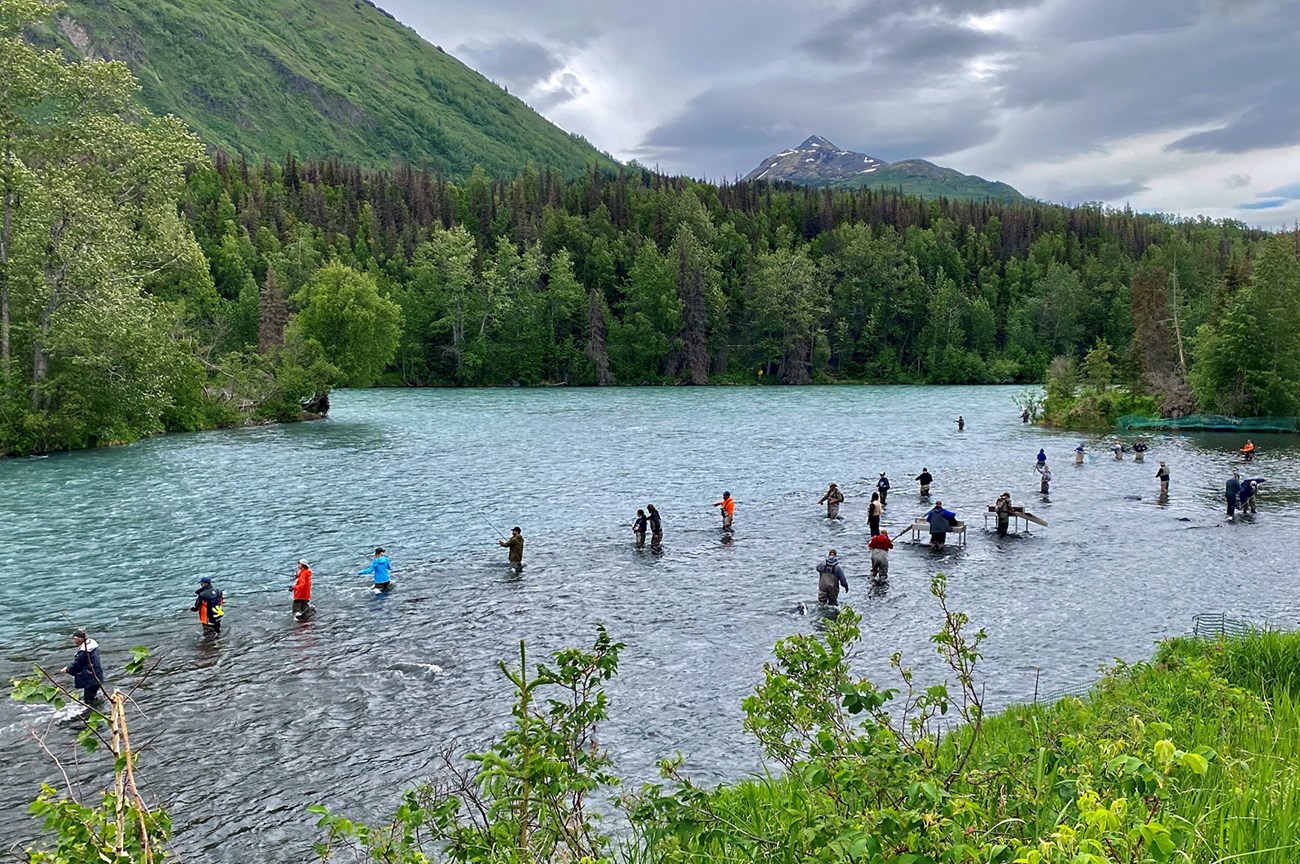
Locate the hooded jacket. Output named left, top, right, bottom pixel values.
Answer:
left=192, top=584, right=223, bottom=624
left=359, top=556, right=392, bottom=583
left=66, top=639, right=104, bottom=690
left=292, top=565, right=312, bottom=601
left=816, top=555, right=848, bottom=589
left=926, top=506, right=956, bottom=533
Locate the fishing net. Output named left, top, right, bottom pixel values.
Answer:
left=1115, top=414, right=1298, bottom=433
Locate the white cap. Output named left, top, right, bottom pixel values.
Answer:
left=297, top=559, right=309, bottom=567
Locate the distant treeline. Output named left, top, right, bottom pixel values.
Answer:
left=186, top=152, right=1296, bottom=414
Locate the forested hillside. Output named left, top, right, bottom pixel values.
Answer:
left=182, top=152, right=1287, bottom=413
left=38, top=0, right=614, bottom=177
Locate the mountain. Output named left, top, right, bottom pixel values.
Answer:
left=743, top=136, right=1024, bottom=203
left=38, top=0, right=616, bottom=179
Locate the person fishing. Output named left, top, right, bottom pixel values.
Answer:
left=994, top=492, right=1013, bottom=537
left=1039, top=463, right=1052, bottom=495
left=61, top=628, right=105, bottom=713
left=876, top=472, right=891, bottom=508
left=956, top=415, right=965, bottom=431
left=647, top=504, right=663, bottom=548
left=915, top=468, right=933, bottom=498
left=359, top=547, right=393, bottom=592
left=1111, top=439, right=1125, bottom=461
left=498, top=528, right=524, bottom=567
left=1156, top=461, right=1170, bottom=496
left=633, top=509, right=648, bottom=547
left=1239, top=477, right=1266, bottom=514
left=191, top=576, right=224, bottom=636
left=1225, top=473, right=1241, bottom=520
left=290, top=559, right=313, bottom=620
left=712, top=492, right=735, bottom=530
left=1133, top=438, right=1148, bottom=462
left=815, top=548, right=849, bottom=606
left=1074, top=442, right=1086, bottom=465
left=1021, top=407, right=1030, bottom=423
left=868, top=530, right=893, bottom=583
left=818, top=483, right=845, bottom=520
left=1242, top=440, right=1256, bottom=462
left=1036, top=449, right=1047, bottom=469
left=867, top=491, right=883, bottom=537
left=925, top=501, right=957, bottom=548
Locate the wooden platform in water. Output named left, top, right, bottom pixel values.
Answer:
left=905, top=517, right=967, bottom=546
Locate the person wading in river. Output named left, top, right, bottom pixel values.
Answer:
left=61, top=629, right=105, bottom=713
left=1225, top=473, right=1241, bottom=520
left=815, top=549, right=849, bottom=606
left=868, top=530, right=893, bottom=583
left=712, top=492, right=735, bottom=530
left=915, top=468, right=933, bottom=498
left=290, top=559, right=313, bottom=620
left=499, top=528, right=524, bottom=567
left=647, top=504, right=663, bottom=548
left=359, top=547, right=393, bottom=592
left=995, top=492, right=1013, bottom=537
left=818, top=483, right=845, bottom=520
left=876, top=472, right=891, bottom=508
left=191, top=576, right=224, bottom=635
left=633, top=509, right=648, bottom=548
left=925, top=501, right=957, bottom=548
left=1157, top=461, right=1170, bottom=497
left=867, top=491, right=883, bottom=537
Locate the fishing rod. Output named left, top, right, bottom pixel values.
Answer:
left=478, top=507, right=508, bottom=540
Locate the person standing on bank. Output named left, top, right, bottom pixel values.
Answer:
left=191, top=576, right=224, bottom=636
left=647, top=504, right=663, bottom=548
left=818, top=483, right=845, bottom=520
left=62, top=629, right=105, bottom=712
left=876, top=472, right=891, bottom=508
left=359, top=547, right=393, bottom=592
left=290, top=559, right=313, bottom=620
left=633, top=510, right=648, bottom=547
left=916, top=468, right=933, bottom=498
left=499, top=528, right=524, bottom=567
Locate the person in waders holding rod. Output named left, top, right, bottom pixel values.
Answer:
left=876, top=473, right=891, bottom=508
left=191, top=577, right=224, bottom=636
left=915, top=468, right=933, bottom=498
left=1225, top=473, right=1241, bottom=520
left=647, top=504, right=663, bottom=548
left=1133, top=438, right=1148, bottom=462
left=499, top=528, right=524, bottom=568
left=1075, top=443, right=1086, bottom=465
left=712, top=492, right=735, bottom=530
left=1157, top=461, right=1170, bottom=497
left=633, top=510, right=648, bottom=548
left=925, top=502, right=957, bottom=548
left=290, top=559, right=313, bottom=620
left=995, top=492, right=1013, bottom=537
left=1038, top=463, right=1052, bottom=495
left=815, top=549, right=849, bottom=606
left=62, top=629, right=105, bottom=714
left=359, top=547, right=393, bottom=592
left=818, top=483, right=844, bottom=520
left=868, top=530, right=893, bottom=583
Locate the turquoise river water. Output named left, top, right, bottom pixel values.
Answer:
left=2, top=386, right=1298, bottom=861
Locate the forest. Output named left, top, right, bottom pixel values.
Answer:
left=4, top=0, right=1300, bottom=457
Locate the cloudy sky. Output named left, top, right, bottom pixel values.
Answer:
left=383, top=0, right=1300, bottom=226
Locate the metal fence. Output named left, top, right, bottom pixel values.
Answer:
left=1032, top=612, right=1277, bottom=704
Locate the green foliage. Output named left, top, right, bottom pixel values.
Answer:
left=1190, top=236, right=1300, bottom=416
left=290, top=262, right=400, bottom=387
left=44, top=0, right=616, bottom=179
left=313, top=625, right=625, bottom=864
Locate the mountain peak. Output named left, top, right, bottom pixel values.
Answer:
left=798, top=134, right=836, bottom=150
left=741, top=138, right=1024, bottom=203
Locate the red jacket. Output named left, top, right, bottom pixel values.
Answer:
left=868, top=534, right=894, bottom=551
left=292, top=566, right=312, bottom=601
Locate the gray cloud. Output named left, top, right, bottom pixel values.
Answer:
left=456, top=37, right=565, bottom=93
left=799, top=5, right=1019, bottom=66
left=1050, top=180, right=1151, bottom=202
left=1169, top=88, right=1300, bottom=155
left=1223, top=174, right=1252, bottom=189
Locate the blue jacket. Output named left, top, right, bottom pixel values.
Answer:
left=359, top=556, right=392, bottom=583
left=1240, top=478, right=1265, bottom=500
left=926, top=507, right=956, bottom=533
left=877, top=476, right=890, bottom=492
left=66, top=639, right=104, bottom=690
left=816, top=556, right=849, bottom=589
left=1036, top=449, right=1047, bottom=463
left=1226, top=477, right=1241, bottom=498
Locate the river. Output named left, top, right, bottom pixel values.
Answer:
left=2, top=386, right=1297, bottom=861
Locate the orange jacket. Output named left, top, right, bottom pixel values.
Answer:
left=292, top=566, right=312, bottom=601
left=715, top=497, right=735, bottom=516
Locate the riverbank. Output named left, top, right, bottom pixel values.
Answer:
left=308, top=606, right=1300, bottom=863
